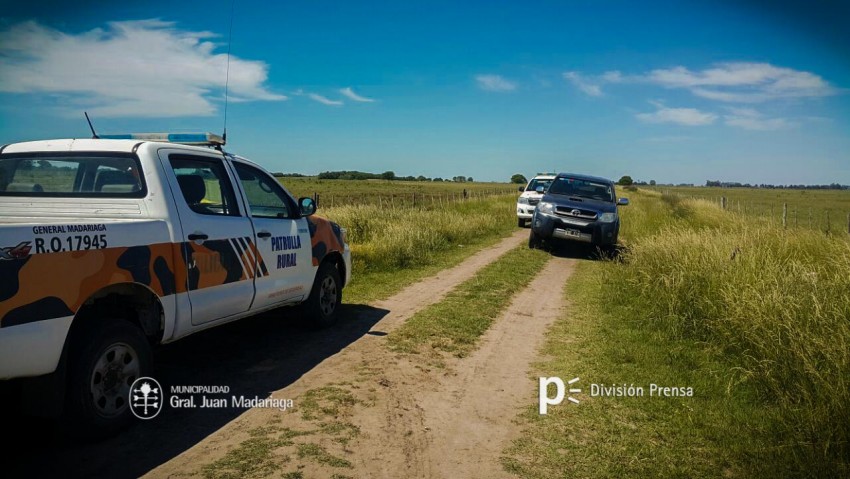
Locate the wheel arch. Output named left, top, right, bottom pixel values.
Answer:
left=69, top=282, right=165, bottom=346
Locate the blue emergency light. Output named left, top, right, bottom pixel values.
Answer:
left=99, top=132, right=225, bottom=147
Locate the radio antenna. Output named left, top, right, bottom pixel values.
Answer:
left=84, top=112, right=99, bottom=139
left=222, top=0, right=236, bottom=146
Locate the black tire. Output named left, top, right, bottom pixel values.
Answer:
left=517, top=218, right=525, bottom=228
left=64, top=320, right=152, bottom=439
left=529, top=229, right=542, bottom=249
left=304, top=261, right=342, bottom=328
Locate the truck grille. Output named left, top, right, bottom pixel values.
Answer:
left=528, top=198, right=540, bottom=206
left=554, top=206, right=597, bottom=220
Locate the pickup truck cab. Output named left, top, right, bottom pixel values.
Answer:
left=528, top=172, right=628, bottom=250
left=0, top=134, right=351, bottom=436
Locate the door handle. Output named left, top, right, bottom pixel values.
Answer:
left=257, top=231, right=272, bottom=239
left=188, top=233, right=209, bottom=241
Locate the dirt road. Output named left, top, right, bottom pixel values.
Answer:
left=8, top=228, right=579, bottom=478
left=148, top=227, right=577, bottom=479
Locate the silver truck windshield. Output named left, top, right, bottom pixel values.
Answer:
left=0, top=154, right=145, bottom=197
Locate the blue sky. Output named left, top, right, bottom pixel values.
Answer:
left=1, top=0, right=849, bottom=184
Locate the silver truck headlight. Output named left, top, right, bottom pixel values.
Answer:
left=537, top=202, right=554, bottom=214
left=517, top=196, right=529, bottom=205
left=598, top=212, right=617, bottom=223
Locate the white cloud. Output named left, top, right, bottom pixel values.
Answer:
left=339, top=87, right=375, bottom=102
left=636, top=101, right=717, bottom=126
left=723, top=107, right=793, bottom=130
left=645, top=62, right=836, bottom=103
left=307, top=93, right=343, bottom=106
left=0, top=20, right=285, bottom=117
left=475, top=74, right=516, bottom=92
left=563, top=71, right=603, bottom=96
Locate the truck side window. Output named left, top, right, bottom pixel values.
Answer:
left=233, top=162, right=294, bottom=219
left=169, top=156, right=240, bottom=216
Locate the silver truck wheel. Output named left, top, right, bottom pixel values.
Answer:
left=89, top=342, right=140, bottom=418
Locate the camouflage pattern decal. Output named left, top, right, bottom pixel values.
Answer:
left=1, top=236, right=266, bottom=328
left=0, top=242, right=180, bottom=328
left=306, top=216, right=345, bottom=266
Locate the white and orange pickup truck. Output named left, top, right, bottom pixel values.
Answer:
left=0, top=133, right=351, bottom=436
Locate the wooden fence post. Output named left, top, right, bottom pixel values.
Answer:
left=826, top=210, right=830, bottom=234
left=847, top=212, right=850, bottom=235
left=721, top=196, right=727, bottom=210
left=782, top=203, right=787, bottom=229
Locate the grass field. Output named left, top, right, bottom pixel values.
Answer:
left=312, top=192, right=519, bottom=303
left=504, top=189, right=850, bottom=478
left=279, top=177, right=519, bottom=208
left=650, top=185, right=850, bottom=233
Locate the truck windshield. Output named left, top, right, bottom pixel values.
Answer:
left=548, top=177, right=614, bottom=202
left=0, top=154, right=145, bottom=198
left=526, top=178, right=553, bottom=192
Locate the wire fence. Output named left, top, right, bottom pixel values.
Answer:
left=310, top=188, right=519, bottom=210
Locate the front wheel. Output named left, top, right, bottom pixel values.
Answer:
left=304, top=261, right=342, bottom=328
left=529, top=230, right=542, bottom=249
left=517, top=218, right=526, bottom=228
left=65, top=320, right=152, bottom=438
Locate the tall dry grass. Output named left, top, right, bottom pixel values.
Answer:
left=320, top=194, right=515, bottom=273
left=612, top=191, right=850, bottom=475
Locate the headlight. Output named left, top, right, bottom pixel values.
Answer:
left=517, top=196, right=529, bottom=205
left=537, top=202, right=554, bottom=214
left=340, top=227, right=348, bottom=244
left=598, top=212, right=617, bottom=223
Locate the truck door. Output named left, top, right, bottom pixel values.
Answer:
left=231, top=161, right=312, bottom=310
left=161, top=152, right=256, bottom=325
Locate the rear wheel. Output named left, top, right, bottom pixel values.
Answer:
left=65, top=320, right=152, bottom=438
left=304, top=261, right=342, bottom=328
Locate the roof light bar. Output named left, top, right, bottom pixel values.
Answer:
left=100, top=132, right=225, bottom=146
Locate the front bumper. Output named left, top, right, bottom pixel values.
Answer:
left=531, top=211, right=618, bottom=246
left=516, top=206, right=535, bottom=219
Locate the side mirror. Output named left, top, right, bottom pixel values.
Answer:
left=299, top=197, right=317, bottom=216
left=535, top=186, right=545, bottom=194
left=617, top=197, right=630, bottom=206
left=517, top=186, right=524, bottom=192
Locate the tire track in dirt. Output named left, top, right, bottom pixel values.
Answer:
left=146, top=229, right=528, bottom=477
left=349, top=255, right=575, bottom=478
left=417, top=255, right=575, bottom=478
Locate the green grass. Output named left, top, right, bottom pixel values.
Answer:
left=295, top=443, right=353, bottom=468
left=322, top=194, right=519, bottom=303
left=201, top=433, right=290, bottom=479
left=503, top=189, right=850, bottom=478
left=280, top=176, right=517, bottom=207
left=388, top=245, right=550, bottom=357
left=652, top=185, right=850, bottom=233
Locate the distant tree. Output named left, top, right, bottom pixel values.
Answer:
left=380, top=171, right=396, bottom=180
left=452, top=176, right=467, bottom=183
left=433, top=177, right=443, bottom=182
left=510, top=174, right=527, bottom=184
left=617, top=175, right=634, bottom=186
left=36, top=160, right=52, bottom=169
left=649, top=179, right=656, bottom=186
left=466, top=177, right=473, bottom=182
left=416, top=175, right=427, bottom=181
